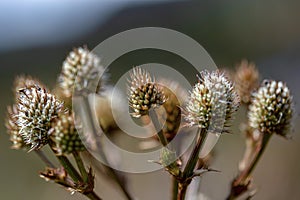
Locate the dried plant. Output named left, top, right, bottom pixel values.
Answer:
left=4, top=48, right=294, bottom=200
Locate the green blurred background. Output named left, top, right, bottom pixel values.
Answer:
left=0, top=0, right=300, bottom=199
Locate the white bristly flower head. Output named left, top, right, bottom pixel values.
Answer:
left=17, top=85, right=64, bottom=150
left=58, top=47, right=106, bottom=97
left=184, top=70, right=240, bottom=133
left=248, top=80, right=292, bottom=137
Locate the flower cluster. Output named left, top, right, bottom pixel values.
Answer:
left=128, top=67, right=166, bottom=118
left=58, top=47, right=105, bottom=97
left=248, top=80, right=292, bottom=136
left=17, top=85, right=63, bottom=150
left=50, top=111, right=85, bottom=155
left=184, top=70, right=240, bottom=133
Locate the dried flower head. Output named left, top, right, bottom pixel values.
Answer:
left=58, top=47, right=106, bottom=97
left=128, top=67, right=166, bottom=118
left=50, top=112, right=85, bottom=155
left=184, top=70, right=240, bottom=133
left=14, top=75, right=48, bottom=95
left=248, top=80, right=292, bottom=136
left=5, top=105, right=26, bottom=150
left=151, top=80, right=187, bottom=141
left=17, top=85, right=63, bottom=150
left=234, top=60, right=260, bottom=104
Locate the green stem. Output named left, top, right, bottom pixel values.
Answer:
left=73, top=152, right=89, bottom=182
left=56, top=155, right=82, bottom=183
left=172, top=177, right=179, bottom=200
left=34, top=149, right=55, bottom=168
left=183, top=128, right=207, bottom=178
left=149, top=108, right=168, bottom=146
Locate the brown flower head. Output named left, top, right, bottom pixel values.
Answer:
left=14, top=75, right=48, bottom=95
left=5, top=105, right=26, bottom=150
left=128, top=67, right=166, bottom=118
left=234, top=60, right=260, bottom=104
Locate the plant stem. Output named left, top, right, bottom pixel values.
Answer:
left=85, top=191, right=102, bottom=200
left=176, top=128, right=208, bottom=200
left=56, top=155, right=82, bottom=183
left=235, top=133, right=271, bottom=185
left=73, top=152, right=89, bottom=182
left=34, top=149, right=55, bottom=168
left=81, top=96, right=133, bottom=200
left=177, top=182, right=188, bottom=200
left=149, top=108, right=168, bottom=146
left=227, top=133, right=272, bottom=199
left=183, top=128, right=207, bottom=178
left=172, top=177, right=179, bottom=200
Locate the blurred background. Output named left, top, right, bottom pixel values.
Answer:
left=0, top=0, right=300, bottom=199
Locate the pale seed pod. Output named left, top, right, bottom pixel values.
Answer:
left=17, top=86, right=63, bottom=150
left=248, top=80, right=292, bottom=137
left=184, top=70, right=240, bottom=133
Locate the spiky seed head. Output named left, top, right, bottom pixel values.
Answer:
left=58, top=47, right=106, bottom=97
left=234, top=60, right=260, bottom=104
left=184, top=70, right=240, bottom=133
left=248, top=80, right=292, bottom=137
left=5, top=105, right=26, bottom=150
left=128, top=67, right=166, bottom=118
left=50, top=112, right=85, bottom=155
left=17, top=85, right=63, bottom=150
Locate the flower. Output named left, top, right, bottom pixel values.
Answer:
left=234, top=60, right=260, bottom=104
left=14, top=75, right=48, bottom=95
left=5, top=105, right=26, bottom=150
left=128, top=67, right=166, bottom=118
left=17, top=85, right=63, bottom=150
left=50, top=111, right=85, bottom=155
left=184, top=70, right=240, bottom=133
left=248, top=80, right=292, bottom=136
left=58, top=47, right=106, bottom=97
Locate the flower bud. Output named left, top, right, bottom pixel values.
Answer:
left=248, top=80, right=292, bottom=136
left=128, top=67, right=166, bottom=118
left=50, top=112, right=85, bottom=155
left=234, top=60, right=259, bottom=104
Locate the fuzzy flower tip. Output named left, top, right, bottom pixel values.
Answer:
left=184, top=70, right=240, bottom=133
left=234, top=60, right=259, bottom=104
left=17, top=85, right=63, bottom=150
left=5, top=105, right=26, bottom=150
left=58, top=47, right=106, bottom=97
left=14, top=75, right=48, bottom=95
left=50, top=112, right=85, bottom=155
left=248, top=80, right=292, bottom=137
left=128, top=67, right=166, bottom=118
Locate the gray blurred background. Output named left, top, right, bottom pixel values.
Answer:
left=0, top=0, right=300, bottom=199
